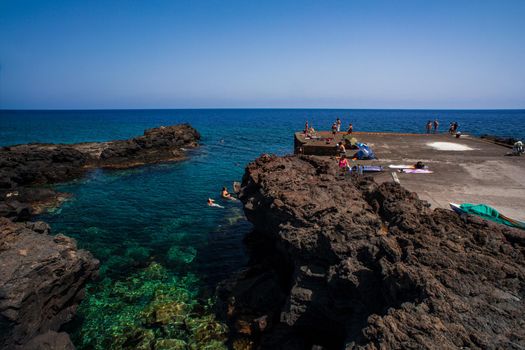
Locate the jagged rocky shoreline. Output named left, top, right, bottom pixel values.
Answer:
left=0, top=124, right=200, bottom=221
left=0, top=124, right=200, bottom=349
left=0, top=218, right=99, bottom=349
left=218, top=154, right=525, bottom=349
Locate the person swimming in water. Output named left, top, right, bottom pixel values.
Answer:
left=221, top=187, right=237, bottom=201
left=207, top=198, right=224, bottom=208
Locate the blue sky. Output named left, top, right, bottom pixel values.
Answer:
left=1, top=0, right=524, bottom=109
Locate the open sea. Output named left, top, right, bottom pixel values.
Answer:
left=1, top=109, right=524, bottom=348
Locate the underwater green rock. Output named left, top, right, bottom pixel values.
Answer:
left=75, top=263, right=228, bottom=350
left=125, top=244, right=151, bottom=263
left=167, top=245, right=197, bottom=265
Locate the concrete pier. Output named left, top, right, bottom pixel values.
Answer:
left=295, top=131, right=525, bottom=221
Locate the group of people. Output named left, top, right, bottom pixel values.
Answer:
left=426, top=119, right=461, bottom=135
left=331, top=118, right=342, bottom=134
left=304, top=118, right=353, bottom=136
left=207, top=187, right=237, bottom=208
left=303, top=120, right=316, bottom=135
left=331, top=118, right=354, bottom=135
left=426, top=120, right=440, bottom=133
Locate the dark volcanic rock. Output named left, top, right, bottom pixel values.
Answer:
left=219, top=154, right=525, bottom=349
left=480, top=134, right=520, bottom=146
left=20, top=331, right=75, bottom=350
left=0, top=145, right=88, bottom=191
left=0, top=124, right=200, bottom=219
left=0, top=218, right=99, bottom=349
left=98, top=124, right=200, bottom=167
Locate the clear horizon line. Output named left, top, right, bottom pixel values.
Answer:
left=2, top=107, right=525, bottom=111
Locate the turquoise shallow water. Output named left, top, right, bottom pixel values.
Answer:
left=1, top=109, right=524, bottom=348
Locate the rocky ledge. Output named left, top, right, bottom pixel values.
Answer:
left=0, top=217, right=99, bottom=349
left=218, top=154, right=525, bottom=349
left=0, top=124, right=200, bottom=220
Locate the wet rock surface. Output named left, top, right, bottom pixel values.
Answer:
left=0, top=124, right=200, bottom=220
left=219, top=154, right=525, bottom=349
left=0, top=217, right=99, bottom=349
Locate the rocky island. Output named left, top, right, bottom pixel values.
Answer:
left=0, top=124, right=200, bottom=349
left=218, top=154, right=525, bottom=349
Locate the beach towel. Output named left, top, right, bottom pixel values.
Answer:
left=389, top=165, right=415, bottom=169
left=400, top=169, right=433, bottom=174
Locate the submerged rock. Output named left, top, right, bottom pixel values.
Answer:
left=0, top=124, right=200, bottom=220
left=166, top=245, right=197, bottom=266
left=0, top=217, right=99, bottom=349
left=76, top=263, right=228, bottom=350
left=219, top=154, right=525, bottom=349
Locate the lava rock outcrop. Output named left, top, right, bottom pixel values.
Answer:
left=0, top=217, right=99, bottom=349
left=0, top=124, right=200, bottom=220
left=219, top=154, right=525, bottom=349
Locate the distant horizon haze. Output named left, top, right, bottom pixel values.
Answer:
left=1, top=0, right=524, bottom=110
left=2, top=107, right=525, bottom=112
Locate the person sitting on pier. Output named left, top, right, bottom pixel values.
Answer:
left=337, top=142, right=346, bottom=156
left=347, top=123, right=353, bottom=134
left=221, top=187, right=237, bottom=201
left=513, top=140, right=524, bottom=156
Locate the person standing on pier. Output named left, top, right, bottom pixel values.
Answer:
left=332, top=122, right=338, bottom=136
left=347, top=123, right=353, bottom=134
left=426, top=121, right=432, bottom=133
left=336, top=117, right=342, bottom=132
left=304, top=120, right=309, bottom=134
left=433, top=119, right=439, bottom=134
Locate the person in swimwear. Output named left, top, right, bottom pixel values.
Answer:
left=433, top=119, right=439, bottom=134
left=337, top=142, right=346, bottom=156
left=221, top=187, right=237, bottom=201
left=331, top=122, right=338, bottom=136
left=338, top=154, right=350, bottom=172
left=207, top=198, right=224, bottom=208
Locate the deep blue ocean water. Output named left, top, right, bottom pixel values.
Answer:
left=1, top=109, right=524, bottom=348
